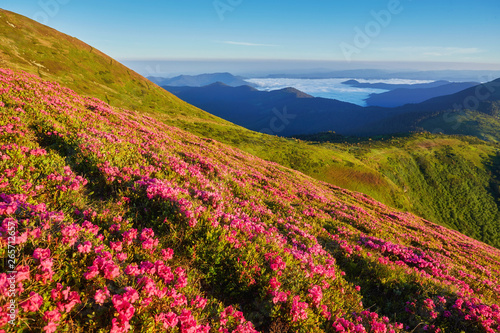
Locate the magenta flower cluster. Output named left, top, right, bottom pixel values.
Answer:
left=0, top=67, right=499, bottom=333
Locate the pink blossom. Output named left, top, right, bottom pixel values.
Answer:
left=103, top=262, right=120, bottom=280
left=156, top=311, right=179, bottom=329
left=110, top=241, right=123, bottom=252
left=112, top=295, right=135, bottom=322
left=308, top=285, right=323, bottom=307
left=122, top=229, right=137, bottom=245
left=109, top=224, right=121, bottom=232
left=77, top=241, right=92, bottom=253
left=33, top=248, right=51, bottom=260
left=191, top=295, right=208, bottom=309
left=269, top=277, right=281, bottom=291
left=142, top=237, right=158, bottom=251
left=161, top=248, right=174, bottom=260
left=16, top=265, right=30, bottom=282
left=43, top=321, right=58, bottom=333
left=272, top=291, right=288, bottom=304
left=140, top=228, right=154, bottom=241
left=21, top=292, right=43, bottom=312
left=179, top=308, right=198, bottom=332
left=95, top=287, right=110, bottom=305
left=290, top=296, right=308, bottom=322
left=83, top=265, right=99, bottom=280
left=110, top=318, right=131, bottom=333
left=123, top=287, right=139, bottom=304
left=43, top=309, right=61, bottom=322
left=125, top=264, right=140, bottom=276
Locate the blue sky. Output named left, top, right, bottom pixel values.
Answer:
left=2, top=0, right=500, bottom=70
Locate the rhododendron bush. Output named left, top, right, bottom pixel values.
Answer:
left=0, top=68, right=500, bottom=332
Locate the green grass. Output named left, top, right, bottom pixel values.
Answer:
left=2, top=8, right=500, bottom=248
left=0, top=8, right=402, bottom=209
left=305, top=133, right=500, bottom=248
left=2, top=68, right=500, bottom=333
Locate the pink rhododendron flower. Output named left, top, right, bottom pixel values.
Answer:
left=122, top=229, right=137, bottom=245
left=308, top=285, right=323, bottom=307
left=95, top=287, right=110, bottom=305
left=33, top=248, right=51, bottom=260
left=191, top=295, right=208, bottom=309
left=123, top=287, right=139, bottom=304
left=43, top=309, right=61, bottom=322
left=83, top=265, right=99, bottom=280
left=124, top=264, right=140, bottom=276
left=161, top=248, right=174, bottom=260
left=112, top=294, right=135, bottom=322
left=110, top=241, right=123, bottom=252
left=269, top=277, right=281, bottom=291
left=103, top=262, right=120, bottom=280
left=156, top=312, right=178, bottom=329
left=110, top=318, right=131, bottom=333
left=16, top=265, right=30, bottom=282
left=43, top=321, right=58, bottom=333
left=21, top=292, right=43, bottom=312
left=290, top=296, right=308, bottom=322
left=77, top=241, right=92, bottom=253
left=140, top=228, right=154, bottom=241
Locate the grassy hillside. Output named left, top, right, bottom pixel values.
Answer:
left=2, top=8, right=500, bottom=250
left=0, top=8, right=410, bottom=211
left=295, top=133, right=500, bottom=248
left=351, top=135, right=500, bottom=247
left=2, top=67, right=500, bottom=333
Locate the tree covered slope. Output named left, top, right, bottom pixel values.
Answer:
left=1, top=68, right=500, bottom=332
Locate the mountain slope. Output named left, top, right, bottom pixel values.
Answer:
left=162, top=84, right=392, bottom=136
left=163, top=79, right=500, bottom=138
left=3, top=8, right=500, bottom=251
left=0, top=8, right=409, bottom=212
left=2, top=67, right=500, bottom=333
left=355, top=79, right=500, bottom=140
left=0, top=9, right=220, bottom=124
left=364, top=82, right=479, bottom=107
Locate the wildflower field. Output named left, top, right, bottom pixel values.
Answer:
left=1, top=68, right=500, bottom=332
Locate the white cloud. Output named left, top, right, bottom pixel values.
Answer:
left=217, top=41, right=278, bottom=47
left=245, top=78, right=393, bottom=106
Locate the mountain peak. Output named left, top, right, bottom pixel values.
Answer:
left=277, top=87, right=314, bottom=98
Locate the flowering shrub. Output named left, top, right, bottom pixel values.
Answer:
left=0, top=68, right=499, bottom=332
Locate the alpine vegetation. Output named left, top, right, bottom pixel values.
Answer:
left=1, top=68, right=500, bottom=332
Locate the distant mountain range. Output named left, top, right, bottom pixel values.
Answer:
left=163, top=78, right=500, bottom=139
left=363, top=82, right=479, bottom=107
left=164, top=82, right=371, bottom=136
left=342, top=79, right=480, bottom=107
left=357, top=78, right=500, bottom=139
left=148, top=72, right=254, bottom=87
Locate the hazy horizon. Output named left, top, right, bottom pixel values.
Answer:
left=120, top=59, right=500, bottom=80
